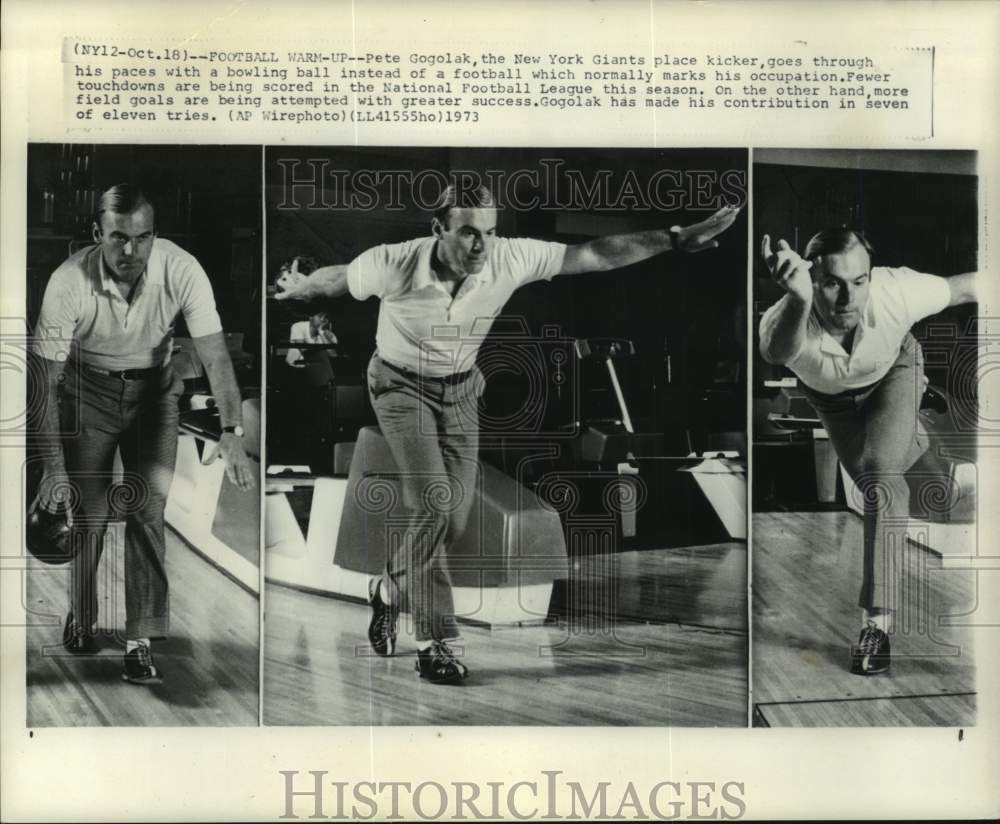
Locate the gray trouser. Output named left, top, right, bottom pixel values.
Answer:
left=800, top=333, right=927, bottom=613
left=366, top=354, right=483, bottom=643
left=62, top=364, right=183, bottom=639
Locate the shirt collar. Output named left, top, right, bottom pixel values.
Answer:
left=861, top=288, right=876, bottom=328
left=412, top=237, right=486, bottom=295
left=813, top=307, right=868, bottom=358
left=411, top=238, right=439, bottom=292
left=818, top=330, right=848, bottom=357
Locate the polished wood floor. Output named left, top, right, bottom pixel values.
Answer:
left=26, top=524, right=259, bottom=727
left=753, top=511, right=976, bottom=727
left=264, top=544, right=747, bottom=726
left=756, top=693, right=976, bottom=727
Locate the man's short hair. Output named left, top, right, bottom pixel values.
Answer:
left=94, top=184, right=154, bottom=229
left=803, top=228, right=875, bottom=263
left=432, top=181, right=496, bottom=227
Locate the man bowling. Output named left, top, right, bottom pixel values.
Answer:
left=758, top=228, right=977, bottom=675
left=33, top=184, right=255, bottom=685
left=277, top=182, right=740, bottom=683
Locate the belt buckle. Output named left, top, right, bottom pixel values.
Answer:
left=120, top=369, right=138, bottom=382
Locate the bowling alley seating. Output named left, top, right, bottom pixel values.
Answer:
left=266, top=426, right=568, bottom=625
left=334, top=426, right=569, bottom=624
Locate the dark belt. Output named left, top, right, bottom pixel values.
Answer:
left=380, top=357, right=474, bottom=386
left=799, top=377, right=880, bottom=400
left=79, top=362, right=163, bottom=381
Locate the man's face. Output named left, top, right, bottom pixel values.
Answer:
left=433, top=206, right=497, bottom=277
left=95, top=204, right=156, bottom=284
left=811, top=245, right=871, bottom=333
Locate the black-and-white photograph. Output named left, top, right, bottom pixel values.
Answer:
left=23, top=144, right=262, bottom=726
left=752, top=149, right=979, bottom=726
left=262, top=146, right=749, bottom=725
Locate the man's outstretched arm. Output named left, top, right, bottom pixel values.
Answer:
left=947, top=272, right=978, bottom=306
left=558, top=204, right=740, bottom=276
left=758, top=234, right=815, bottom=365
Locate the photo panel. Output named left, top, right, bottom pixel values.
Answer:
left=262, top=146, right=749, bottom=726
left=751, top=148, right=979, bottom=727
left=23, top=143, right=263, bottom=726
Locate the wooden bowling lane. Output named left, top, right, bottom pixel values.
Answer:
left=550, top=542, right=747, bottom=632
left=26, top=524, right=259, bottom=727
left=755, top=693, right=976, bottom=727
left=753, top=511, right=977, bottom=727
left=264, top=545, right=747, bottom=727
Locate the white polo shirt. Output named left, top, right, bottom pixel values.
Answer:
left=289, top=319, right=338, bottom=345
left=347, top=235, right=567, bottom=377
left=33, top=238, right=223, bottom=370
left=760, top=266, right=951, bottom=394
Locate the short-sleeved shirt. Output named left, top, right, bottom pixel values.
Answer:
left=759, top=266, right=950, bottom=394
left=32, top=238, right=223, bottom=370
left=289, top=319, right=337, bottom=345
left=347, top=235, right=567, bottom=376
left=286, top=319, right=337, bottom=367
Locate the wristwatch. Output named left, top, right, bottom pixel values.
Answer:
left=222, top=425, right=245, bottom=437
left=669, top=225, right=685, bottom=252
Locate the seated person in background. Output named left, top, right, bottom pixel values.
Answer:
left=286, top=311, right=338, bottom=368
left=275, top=256, right=338, bottom=367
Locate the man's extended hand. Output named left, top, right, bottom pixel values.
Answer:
left=762, top=234, right=813, bottom=303
left=218, top=433, right=256, bottom=491
left=37, top=461, right=72, bottom=514
left=675, top=204, right=740, bottom=252
left=274, top=257, right=310, bottom=302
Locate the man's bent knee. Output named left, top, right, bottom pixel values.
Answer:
left=858, top=451, right=908, bottom=481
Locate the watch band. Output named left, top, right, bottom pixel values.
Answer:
left=669, top=225, right=684, bottom=252
left=222, top=425, right=245, bottom=437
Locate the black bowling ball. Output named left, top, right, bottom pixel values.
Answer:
left=25, top=505, right=74, bottom=565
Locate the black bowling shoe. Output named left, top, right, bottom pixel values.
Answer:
left=367, top=577, right=398, bottom=657
left=62, top=612, right=97, bottom=655
left=415, top=641, right=469, bottom=684
left=850, top=621, right=891, bottom=675
left=121, top=643, right=163, bottom=685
